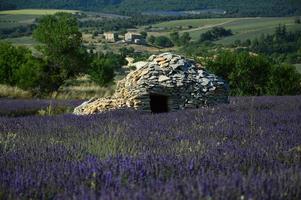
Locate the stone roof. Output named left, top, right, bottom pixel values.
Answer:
left=74, top=53, right=229, bottom=115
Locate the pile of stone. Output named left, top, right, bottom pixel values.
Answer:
left=74, top=53, right=229, bottom=115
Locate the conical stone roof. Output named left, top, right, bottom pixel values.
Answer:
left=74, top=53, right=229, bottom=115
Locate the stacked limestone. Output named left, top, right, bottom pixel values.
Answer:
left=74, top=53, right=229, bottom=115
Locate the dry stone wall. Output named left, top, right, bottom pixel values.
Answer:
left=74, top=53, right=229, bottom=115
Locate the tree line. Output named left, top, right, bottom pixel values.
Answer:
left=1, top=0, right=300, bottom=17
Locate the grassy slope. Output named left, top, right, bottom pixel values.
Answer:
left=153, top=17, right=301, bottom=44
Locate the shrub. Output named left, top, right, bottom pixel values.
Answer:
left=207, top=51, right=301, bottom=96
left=15, top=57, right=45, bottom=91
left=0, top=42, right=30, bottom=85
left=154, top=36, right=174, bottom=48
left=147, top=35, right=156, bottom=44
left=200, top=27, right=233, bottom=42
left=267, top=64, right=301, bottom=95
left=89, top=55, right=121, bottom=86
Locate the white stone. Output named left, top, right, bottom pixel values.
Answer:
left=158, top=75, right=170, bottom=82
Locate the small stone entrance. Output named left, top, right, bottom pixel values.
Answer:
left=150, top=94, right=169, bottom=113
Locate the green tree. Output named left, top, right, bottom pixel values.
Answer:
left=170, top=31, right=180, bottom=46
left=119, top=47, right=135, bottom=57
left=15, top=56, right=45, bottom=91
left=0, top=42, right=30, bottom=85
left=88, top=53, right=126, bottom=86
left=154, top=36, right=173, bottom=48
left=179, top=32, right=191, bottom=45
left=148, top=35, right=156, bottom=44
left=267, top=64, right=301, bottom=95
left=89, top=56, right=116, bottom=86
left=229, top=52, right=272, bottom=96
left=206, top=51, right=272, bottom=96
left=33, top=12, right=88, bottom=91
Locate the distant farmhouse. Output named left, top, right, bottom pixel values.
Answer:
left=125, top=32, right=145, bottom=44
left=104, top=32, right=118, bottom=42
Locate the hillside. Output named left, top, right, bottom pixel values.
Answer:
left=1, top=0, right=300, bottom=17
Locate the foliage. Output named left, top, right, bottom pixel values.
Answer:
left=169, top=31, right=180, bottom=46
left=0, top=42, right=31, bottom=85
left=267, top=64, right=301, bottom=95
left=206, top=50, right=301, bottom=96
left=147, top=35, right=156, bottom=44
left=247, top=25, right=301, bottom=64
left=0, top=96, right=301, bottom=199
left=180, top=32, right=191, bottom=45
left=119, top=46, right=135, bottom=57
left=14, top=56, right=45, bottom=91
left=200, top=27, right=233, bottom=42
left=33, top=12, right=89, bottom=92
left=170, top=31, right=191, bottom=46
left=89, top=53, right=126, bottom=86
left=153, top=36, right=173, bottom=48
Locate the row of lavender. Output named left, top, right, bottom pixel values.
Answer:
left=0, top=96, right=301, bottom=199
left=0, top=99, right=84, bottom=116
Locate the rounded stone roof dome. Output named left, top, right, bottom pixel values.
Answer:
left=74, top=52, right=229, bottom=115
left=115, top=52, right=227, bottom=97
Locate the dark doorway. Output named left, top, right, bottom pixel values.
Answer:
left=150, top=94, right=169, bottom=113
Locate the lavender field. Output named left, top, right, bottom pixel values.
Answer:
left=0, top=96, right=301, bottom=199
left=0, top=99, right=84, bottom=117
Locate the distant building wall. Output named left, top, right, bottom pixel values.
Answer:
left=104, top=32, right=117, bottom=42
left=125, top=32, right=144, bottom=43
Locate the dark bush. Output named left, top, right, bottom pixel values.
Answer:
left=267, top=64, right=301, bottom=95
left=154, top=36, right=174, bottom=48
left=206, top=50, right=301, bottom=96
left=88, top=53, right=126, bottom=86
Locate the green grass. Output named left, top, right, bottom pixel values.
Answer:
left=0, top=9, right=78, bottom=15
left=0, top=14, right=38, bottom=28
left=294, top=64, right=301, bottom=74
left=154, top=18, right=235, bottom=29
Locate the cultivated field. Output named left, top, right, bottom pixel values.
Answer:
left=0, top=96, right=301, bottom=199
left=153, top=17, right=301, bottom=44
left=0, top=9, right=78, bottom=29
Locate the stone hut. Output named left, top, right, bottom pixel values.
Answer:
left=74, top=53, right=229, bottom=115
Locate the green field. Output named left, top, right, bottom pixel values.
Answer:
left=0, top=9, right=78, bottom=15
left=154, top=18, right=235, bottom=29
left=153, top=17, right=301, bottom=44
left=0, top=9, right=80, bottom=32
left=0, top=14, right=38, bottom=28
